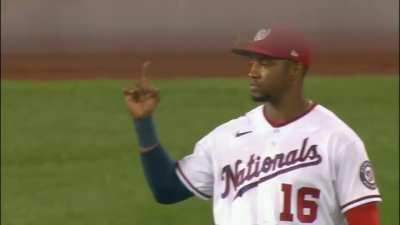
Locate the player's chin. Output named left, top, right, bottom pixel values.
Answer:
left=251, top=93, right=270, bottom=102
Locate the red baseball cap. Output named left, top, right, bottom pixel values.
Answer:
left=232, top=27, right=311, bottom=69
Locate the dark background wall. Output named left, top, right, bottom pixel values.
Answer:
left=2, top=0, right=398, bottom=53
left=1, top=0, right=398, bottom=78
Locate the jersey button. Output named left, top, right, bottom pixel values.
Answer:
left=273, top=129, right=280, bottom=134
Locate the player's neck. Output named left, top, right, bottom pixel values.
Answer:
left=263, top=93, right=312, bottom=125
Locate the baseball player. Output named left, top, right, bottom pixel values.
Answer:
left=123, top=27, right=382, bottom=225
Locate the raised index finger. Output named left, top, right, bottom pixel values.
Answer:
left=137, top=60, right=151, bottom=87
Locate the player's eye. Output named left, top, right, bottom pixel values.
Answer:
left=249, top=61, right=258, bottom=68
left=259, top=60, right=274, bottom=66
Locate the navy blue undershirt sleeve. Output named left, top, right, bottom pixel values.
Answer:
left=133, top=117, right=194, bottom=204
left=133, top=116, right=159, bottom=148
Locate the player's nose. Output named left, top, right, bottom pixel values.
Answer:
left=248, top=62, right=260, bottom=79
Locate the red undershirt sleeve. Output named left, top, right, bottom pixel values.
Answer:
left=344, top=202, right=380, bottom=225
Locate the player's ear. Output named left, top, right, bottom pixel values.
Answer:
left=288, top=61, right=303, bottom=81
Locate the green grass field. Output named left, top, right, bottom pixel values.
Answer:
left=1, top=76, right=398, bottom=225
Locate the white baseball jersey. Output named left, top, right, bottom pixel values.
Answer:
left=175, top=104, right=382, bottom=225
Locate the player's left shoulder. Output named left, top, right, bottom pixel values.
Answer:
left=315, top=105, right=366, bottom=150
left=314, top=105, right=361, bottom=135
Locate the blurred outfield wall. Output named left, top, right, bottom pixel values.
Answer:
left=2, top=0, right=398, bottom=53
left=1, top=0, right=398, bottom=78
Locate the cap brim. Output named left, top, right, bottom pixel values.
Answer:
left=231, top=48, right=284, bottom=60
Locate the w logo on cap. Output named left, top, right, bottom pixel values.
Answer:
left=290, top=49, right=299, bottom=57
left=254, top=28, right=271, bottom=41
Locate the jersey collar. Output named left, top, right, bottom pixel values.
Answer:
left=263, top=102, right=318, bottom=128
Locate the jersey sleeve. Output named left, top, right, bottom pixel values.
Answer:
left=333, top=135, right=382, bottom=213
left=175, top=133, right=214, bottom=200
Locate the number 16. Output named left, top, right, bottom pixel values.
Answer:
left=280, top=183, right=321, bottom=223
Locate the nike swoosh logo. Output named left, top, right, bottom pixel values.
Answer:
left=235, top=131, right=253, bottom=137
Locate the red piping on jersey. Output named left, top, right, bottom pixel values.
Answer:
left=263, top=102, right=318, bottom=128
left=176, top=162, right=212, bottom=199
left=340, top=195, right=381, bottom=210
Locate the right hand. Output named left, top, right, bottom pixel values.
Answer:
left=123, top=61, right=160, bottom=119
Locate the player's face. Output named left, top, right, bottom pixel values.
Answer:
left=247, top=58, right=292, bottom=102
